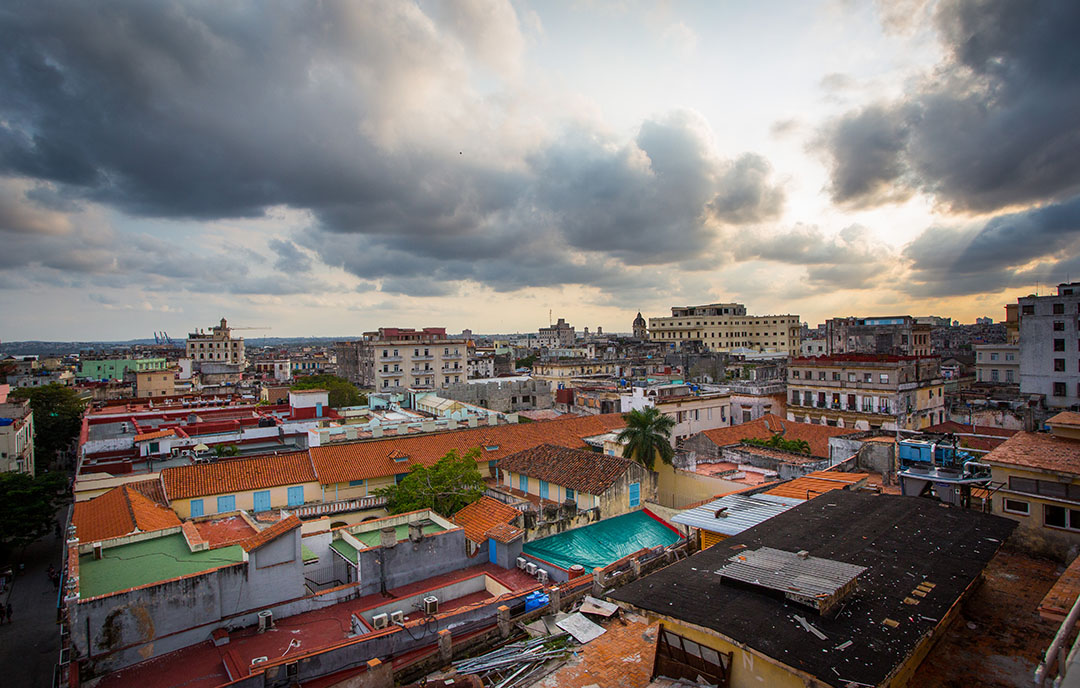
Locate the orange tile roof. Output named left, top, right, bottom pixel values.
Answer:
left=453, top=496, right=521, bottom=544
left=764, top=470, right=869, bottom=501
left=699, top=414, right=860, bottom=458
left=486, top=522, right=525, bottom=544
left=161, top=451, right=317, bottom=500
left=1040, top=551, right=1080, bottom=622
left=72, top=485, right=182, bottom=542
left=133, top=428, right=176, bottom=443
left=982, top=431, right=1080, bottom=475
left=1049, top=412, right=1080, bottom=428
left=309, top=414, right=626, bottom=485
left=499, top=444, right=636, bottom=495
left=242, top=514, right=302, bottom=552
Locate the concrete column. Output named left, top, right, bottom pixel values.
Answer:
left=549, top=586, right=562, bottom=613
left=592, top=568, right=605, bottom=597
left=631, top=559, right=642, bottom=578
left=438, top=629, right=452, bottom=662
left=497, top=605, right=512, bottom=638
left=364, top=658, right=392, bottom=688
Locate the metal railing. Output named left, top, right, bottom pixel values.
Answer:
left=1035, top=592, right=1080, bottom=686
left=292, top=495, right=387, bottom=518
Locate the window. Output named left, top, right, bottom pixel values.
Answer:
left=519, top=474, right=528, bottom=493
left=991, top=369, right=1000, bottom=382
left=848, top=373, right=856, bottom=382
left=1054, top=303, right=1065, bottom=315
left=832, top=372, right=840, bottom=381
left=539, top=480, right=549, bottom=500
left=629, top=482, right=641, bottom=508
left=1023, top=305, right=1035, bottom=315
left=990, top=353, right=999, bottom=361
left=818, top=371, right=826, bottom=380
left=1055, top=321, right=1065, bottom=331
left=1044, top=504, right=1080, bottom=531
left=1055, top=359, right=1067, bottom=371
left=791, top=391, right=801, bottom=405
left=217, top=495, right=236, bottom=513
left=1055, top=382, right=1068, bottom=397
left=1006, top=370, right=1014, bottom=382
left=190, top=499, right=204, bottom=517
left=792, top=370, right=800, bottom=379
left=565, top=488, right=575, bottom=502
left=879, top=374, right=889, bottom=384
left=1004, top=499, right=1029, bottom=515
left=395, top=473, right=409, bottom=484
left=349, top=479, right=365, bottom=487
left=863, top=373, right=872, bottom=383
left=1055, top=339, right=1066, bottom=351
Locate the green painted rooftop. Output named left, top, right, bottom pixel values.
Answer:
left=351, top=521, right=444, bottom=547
left=329, top=539, right=359, bottom=563
left=78, top=534, right=244, bottom=599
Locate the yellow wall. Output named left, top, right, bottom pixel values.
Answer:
left=989, top=463, right=1080, bottom=559
left=172, top=480, right=321, bottom=518
left=655, top=463, right=746, bottom=509
left=503, top=470, right=598, bottom=508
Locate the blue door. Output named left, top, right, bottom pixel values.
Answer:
left=253, top=490, right=271, bottom=512
left=539, top=480, right=549, bottom=500
left=488, top=538, right=498, bottom=564
left=629, top=482, right=641, bottom=508
left=190, top=499, right=204, bottom=517
left=287, top=485, right=304, bottom=506
left=315, top=402, right=323, bottom=418
left=217, top=495, right=236, bottom=513
left=518, top=474, right=527, bottom=493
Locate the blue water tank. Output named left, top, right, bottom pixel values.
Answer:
left=524, top=591, right=549, bottom=612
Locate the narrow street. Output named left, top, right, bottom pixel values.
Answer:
left=0, top=517, right=65, bottom=688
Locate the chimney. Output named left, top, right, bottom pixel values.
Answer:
left=408, top=521, right=424, bottom=543
left=93, top=543, right=103, bottom=560
left=380, top=527, right=397, bottom=549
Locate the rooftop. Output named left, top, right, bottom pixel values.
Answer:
left=78, top=534, right=244, bottom=599
left=309, top=413, right=626, bottom=485
left=193, top=515, right=257, bottom=548
left=981, top=431, right=1080, bottom=475
left=499, top=444, right=636, bottom=495
left=672, top=492, right=802, bottom=536
left=611, top=491, right=1016, bottom=688
left=452, top=496, right=521, bottom=544
left=72, top=484, right=182, bottom=542
left=698, top=413, right=858, bottom=458
left=524, top=510, right=681, bottom=571
left=161, top=451, right=317, bottom=500
left=763, top=470, right=870, bottom=501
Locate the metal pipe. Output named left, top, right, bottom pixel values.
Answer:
left=1035, top=591, right=1080, bottom=685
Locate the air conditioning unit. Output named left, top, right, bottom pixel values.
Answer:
left=390, top=610, right=405, bottom=625
left=372, top=613, right=389, bottom=630
left=525, top=563, right=538, bottom=575
left=536, top=569, right=549, bottom=584
left=423, top=595, right=439, bottom=615
left=257, top=610, right=274, bottom=632
left=250, top=657, right=268, bottom=666
left=516, top=557, right=528, bottom=570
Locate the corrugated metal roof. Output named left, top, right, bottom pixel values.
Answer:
left=717, top=546, right=867, bottom=598
left=672, top=493, right=803, bottom=536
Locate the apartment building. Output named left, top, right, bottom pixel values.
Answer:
left=357, top=327, right=466, bottom=390
left=786, top=354, right=945, bottom=430
left=824, top=315, right=932, bottom=356
left=976, top=343, right=1020, bottom=385
left=0, top=399, right=34, bottom=474
left=78, top=358, right=167, bottom=381
left=620, top=384, right=732, bottom=445
left=134, top=368, right=176, bottom=398
left=1019, top=283, right=1080, bottom=409
left=186, top=318, right=246, bottom=367
left=531, top=359, right=627, bottom=391
left=648, top=302, right=800, bottom=354
left=537, top=317, right=575, bottom=348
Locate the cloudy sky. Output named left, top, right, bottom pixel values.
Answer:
left=1, top=0, right=1078, bottom=341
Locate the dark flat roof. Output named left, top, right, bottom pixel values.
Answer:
left=611, top=491, right=1016, bottom=688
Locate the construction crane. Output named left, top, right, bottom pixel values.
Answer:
left=153, top=331, right=174, bottom=345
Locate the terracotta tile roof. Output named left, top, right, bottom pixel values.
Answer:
left=982, top=431, right=1080, bottom=475
left=453, top=496, right=521, bottom=544
left=699, top=414, right=859, bottom=458
left=498, top=443, right=636, bottom=495
left=485, top=522, right=524, bottom=544
left=128, top=477, right=168, bottom=506
left=1048, top=412, right=1080, bottom=428
left=72, top=485, right=182, bottom=542
left=242, top=514, right=302, bottom=552
left=1040, top=551, right=1080, bottom=622
left=731, top=445, right=824, bottom=465
left=309, top=413, right=626, bottom=485
left=161, top=451, right=317, bottom=500
left=764, top=470, right=870, bottom=501
left=133, top=428, right=176, bottom=443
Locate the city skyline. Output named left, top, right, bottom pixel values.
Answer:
left=1, top=0, right=1077, bottom=340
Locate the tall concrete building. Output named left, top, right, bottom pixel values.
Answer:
left=186, top=318, right=246, bottom=367
left=648, top=302, right=799, bottom=354
left=824, top=315, right=932, bottom=357
left=1019, top=283, right=1080, bottom=409
left=356, top=327, right=466, bottom=391
left=537, top=318, right=575, bottom=348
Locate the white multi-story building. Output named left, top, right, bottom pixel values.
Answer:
left=975, top=343, right=1020, bottom=385
left=1019, top=283, right=1080, bottom=408
left=0, top=398, right=34, bottom=475
left=649, top=303, right=800, bottom=354
left=358, top=327, right=466, bottom=390
left=186, top=318, right=246, bottom=367
left=538, top=318, right=575, bottom=348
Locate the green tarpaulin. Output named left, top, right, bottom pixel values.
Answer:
left=523, top=510, right=680, bottom=571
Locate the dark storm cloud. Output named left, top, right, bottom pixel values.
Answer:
left=902, top=193, right=1080, bottom=297
left=817, top=0, right=1080, bottom=212
left=0, top=0, right=784, bottom=299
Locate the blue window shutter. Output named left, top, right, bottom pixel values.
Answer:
left=217, top=495, right=236, bottom=513
left=519, top=474, right=527, bottom=492
left=539, top=480, right=549, bottom=500
left=287, top=486, right=304, bottom=506
left=190, top=499, right=204, bottom=517
left=253, top=491, right=271, bottom=512
left=629, top=482, right=640, bottom=508
left=566, top=488, right=575, bottom=501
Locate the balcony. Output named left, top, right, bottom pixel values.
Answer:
left=384, top=369, right=404, bottom=377
left=380, top=355, right=402, bottom=362
left=442, top=366, right=462, bottom=373
left=411, top=367, right=434, bottom=375
left=443, top=351, right=463, bottom=359
left=292, top=495, right=387, bottom=518
left=412, top=353, right=435, bottom=360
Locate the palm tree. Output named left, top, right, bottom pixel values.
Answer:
left=787, top=439, right=811, bottom=454
left=617, top=407, right=676, bottom=470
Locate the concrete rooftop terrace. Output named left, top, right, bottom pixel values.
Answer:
left=78, top=534, right=244, bottom=599
left=93, top=563, right=540, bottom=688
left=330, top=521, right=445, bottom=561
